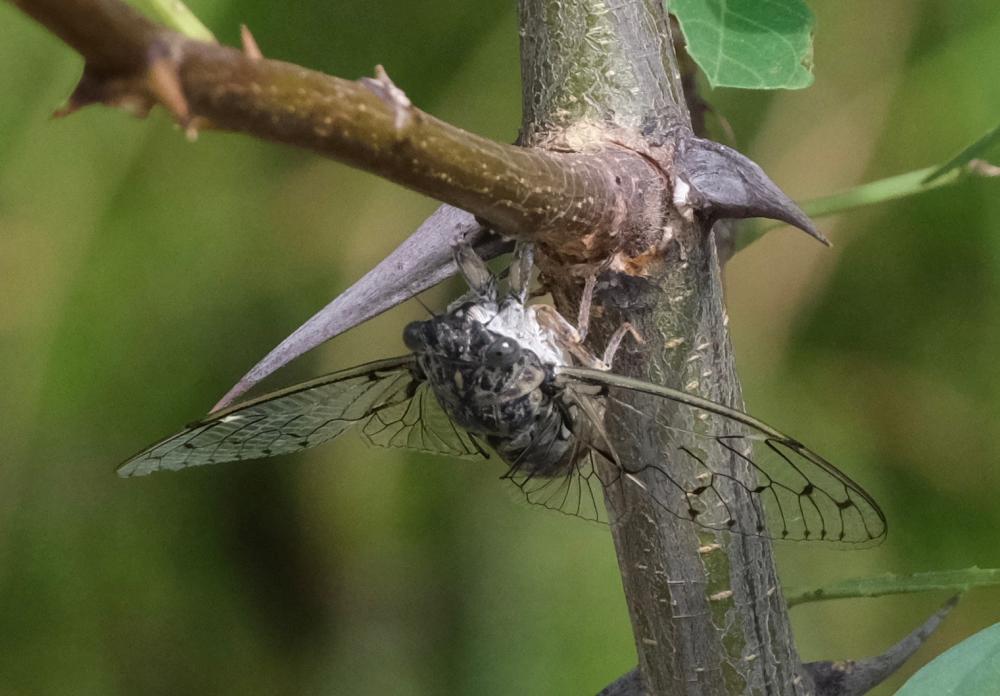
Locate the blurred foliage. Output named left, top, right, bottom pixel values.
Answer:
left=0, top=1, right=998, bottom=695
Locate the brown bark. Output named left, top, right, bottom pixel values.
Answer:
left=11, top=0, right=659, bottom=261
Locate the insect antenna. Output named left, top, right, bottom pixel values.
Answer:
left=414, top=295, right=438, bottom=318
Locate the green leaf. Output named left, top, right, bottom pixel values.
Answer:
left=896, top=622, right=1000, bottom=695
left=672, top=0, right=815, bottom=90
left=786, top=567, right=1000, bottom=607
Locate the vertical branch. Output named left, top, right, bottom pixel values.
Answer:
left=600, top=236, right=804, bottom=694
left=518, top=0, right=687, bottom=145
left=518, top=1, right=807, bottom=693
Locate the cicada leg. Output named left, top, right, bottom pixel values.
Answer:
left=452, top=238, right=498, bottom=302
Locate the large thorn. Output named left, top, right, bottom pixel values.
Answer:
left=673, top=133, right=829, bottom=245
left=596, top=668, right=644, bottom=695
left=212, top=205, right=512, bottom=410
left=598, top=597, right=959, bottom=696
left=804, top=595, right=959, bottom=696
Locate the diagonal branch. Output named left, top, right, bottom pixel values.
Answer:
left=11, top=0, right=651, bottom=256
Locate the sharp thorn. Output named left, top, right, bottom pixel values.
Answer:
left=240, top=24, right=263, bottom=60
left=146, top=46, right=190, bottom=125
left=674, top=133, right=829, bottom=246
left=360, top=64, right=413, bottom=131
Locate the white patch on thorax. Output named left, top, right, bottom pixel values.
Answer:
left=466, top=301, right=572, bottom=368
left=672, top=175, right=696, bottom=222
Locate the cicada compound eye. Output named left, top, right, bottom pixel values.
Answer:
left=484, top=337, right=521, bottom=367
left=403, top=321, right=427, bottom=352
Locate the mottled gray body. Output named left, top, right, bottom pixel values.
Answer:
left=401, top=244, right=583, bottom=478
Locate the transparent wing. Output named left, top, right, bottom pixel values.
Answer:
left=361, top=380, right=485, bottom=458
left=502, top=425, right=612, bottom=524
left=118, top=356, right=484, bottom=478
left=557, top=366, right=887, bottom=546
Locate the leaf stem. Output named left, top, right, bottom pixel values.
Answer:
left=786, top=567, right=1000, bottom=607
left=736, top=158, right=999, bottom=251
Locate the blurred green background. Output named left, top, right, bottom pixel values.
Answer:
left=0, top=1, right=998, bottom=694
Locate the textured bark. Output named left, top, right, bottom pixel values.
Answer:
left=519, top=1, right=806, bottom=694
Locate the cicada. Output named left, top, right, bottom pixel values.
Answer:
left=119, top=242, right=886, bottom=545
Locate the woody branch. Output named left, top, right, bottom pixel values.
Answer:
left=10, top=0, right=659, bottom=261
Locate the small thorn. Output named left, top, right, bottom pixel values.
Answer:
left=183, top=116, right=212, bottom=142
left=969, top=159, right=1000, bottom=177
left=52, top=101, right=81, bottom=119
left=240, top=24, right=263, bottom=60
left=51, top=69, right=105, bottom=119
left=361, top=64, right=413, bottom=131
left=147, top=48, right=190, bottom=125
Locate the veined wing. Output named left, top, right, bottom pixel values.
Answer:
left=361, top=379, right=485, bottom=458
left=500, top=407, right=612, bottom=524
left=556, top=366, right=887, bottom=546
left=119, top=356, right=482, bottom=478
left=505, top=450, right=610, bottom=524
